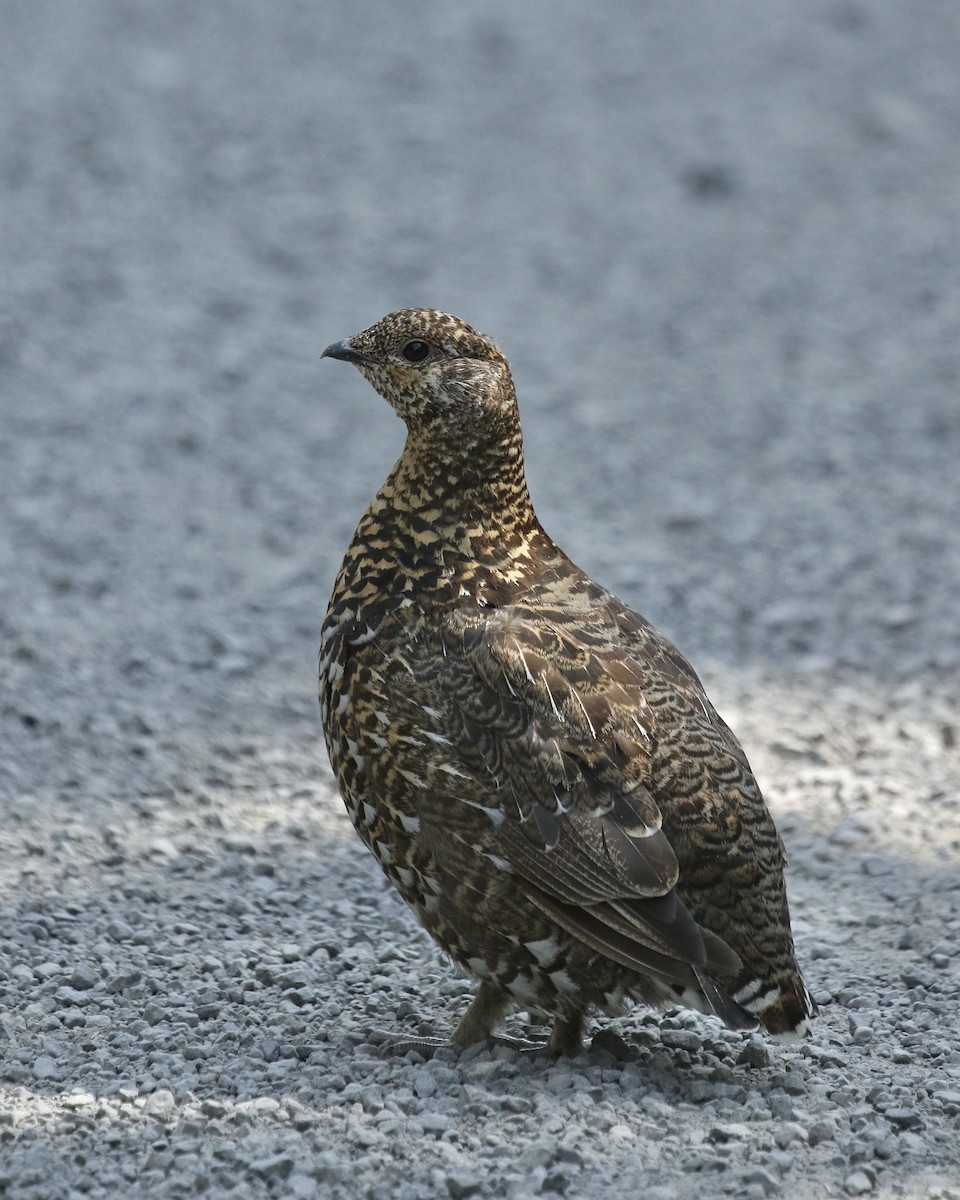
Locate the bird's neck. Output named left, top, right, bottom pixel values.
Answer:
left=383, top=436, right=542, bottom=555
left=348, top=430, right=555, bottom=596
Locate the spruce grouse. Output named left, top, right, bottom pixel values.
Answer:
left=319, top=309, right=816, bottom=1055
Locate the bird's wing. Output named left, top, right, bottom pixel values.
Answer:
left=426, top=599, right=754, bottom=994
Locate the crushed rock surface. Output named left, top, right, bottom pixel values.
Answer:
left=2, top=2, right=959, bottom=1197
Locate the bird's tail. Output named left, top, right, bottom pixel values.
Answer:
left=731, top=970, right=818, bottom=1039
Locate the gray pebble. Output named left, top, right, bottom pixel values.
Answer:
left=413, top=1068, right=438, bottom=1098
left=897, top=1132, right=929, bottom=1156
left=768, top=1096, right=798, bottom=1121
left=709, top=1122, right=753, bottom=1142
left=807, top=1120, right=836, bottom=1146
left=143, top=1090, right=176, bottom=1118
left=773, top=1122, right=808, bottom=1148
left=885, top=1107, right=924, bottom=1131
left=420, top=1112, right=455, bottom=1136
left=32, top=1055, right=58, bottom=1080
left=738, top=1039, right=771, bottom=1068
left=659, top=1028, right=700, bottom=1051
left=249, top=1154, right=295, bottom=1181
left=741, top=1167, right=781, bottom=1195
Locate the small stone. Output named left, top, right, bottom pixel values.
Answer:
left=143, top=1002, right=165, bottom=1025
left=33, top=1056, right=58, bottom=1080
left=781, top=1071, right=807, bottom=1096
left=420, top=1112, right=454, bottom=1136
left=447, top=1172, right=482, bottom=1199
left=55, top=987, right=95, bottom=1008
left=461, top=1059, right=500, bottom=1085
left=807, top=1120, right=835, bottom=1146
left=742, top=1167, right=780, bottom=1195
left=768, top=1096, right=797, bottom=1121
left=143, top=1089, right=176, bottom=1118
left=774, top=1122, right=808, bottom=1148
left=69, top=964, right=99, bottom=991
left=590, top=1029, right=630, bottom=1060
left=235, top=1097, right=280, bottom=1117
left=660, top=1028, right=700, bottom=1051
left=148, top=837, right=179, bottom=859
left=885, top=1107, right=923, bottom=1131
left=250, top=1155, right=294, bottom=1182
left=880, top=604, right=917, bottom=629
left=738, top=1039, right=770, bottom=1067
left=260, top=1038, right=281, bottom=1062
left=413, top=1068, right=438, bottom=1099
left=106, top=969, right=142, bottom=994
left=709, top=1123, right=753, bottom=1143
left=221, top=833, right=258, bottom=854
left=767, top=1149, right=795, bottom=1176
left=844, top=1169, right=874, bottom=1195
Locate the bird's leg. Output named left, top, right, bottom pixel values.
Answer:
left=372, top=981, right=512, bottom=1059
left=373, top=1032, right=447, bottom=1060
left=546, top=1010, right=586, bottom=1057
left=374, top=986, right=586, bottom=1059
left=455, top=985, right=586, bottom=1057
left=451, top=980, right=512, bottom=1051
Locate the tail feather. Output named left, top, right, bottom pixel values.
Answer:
left=692, top=966, right=759, bottom=1032
left=734, top=970, right=818, bottom=1037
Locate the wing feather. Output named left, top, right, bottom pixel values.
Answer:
left=428, top=601, right=750, bottom=994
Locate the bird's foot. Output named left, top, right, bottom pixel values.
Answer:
left=369, top=1031, right=449, bottom=1060
left=362, top=985, right=589, bottom=1061
left=366, top=1029, right=556, bottom=1059
left=451, top=982, right=588, bottom=1058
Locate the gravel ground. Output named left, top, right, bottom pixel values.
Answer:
left=2, top=2, right=959, bottom=1197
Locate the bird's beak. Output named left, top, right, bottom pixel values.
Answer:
left=321, top=337, right=370, bottom=366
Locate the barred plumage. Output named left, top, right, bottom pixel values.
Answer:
left=319, top=309, right=816, bottom=1055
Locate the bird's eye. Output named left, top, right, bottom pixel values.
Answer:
left=401, top=339, right=430, bottom=363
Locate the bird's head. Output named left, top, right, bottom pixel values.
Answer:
left=322, top=309, right=518, bottom=452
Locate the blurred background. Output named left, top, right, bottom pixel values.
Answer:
left=1, top=0, right=958, bottom=798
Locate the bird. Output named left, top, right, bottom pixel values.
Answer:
left=319, top=308, right=816, bottom=1056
